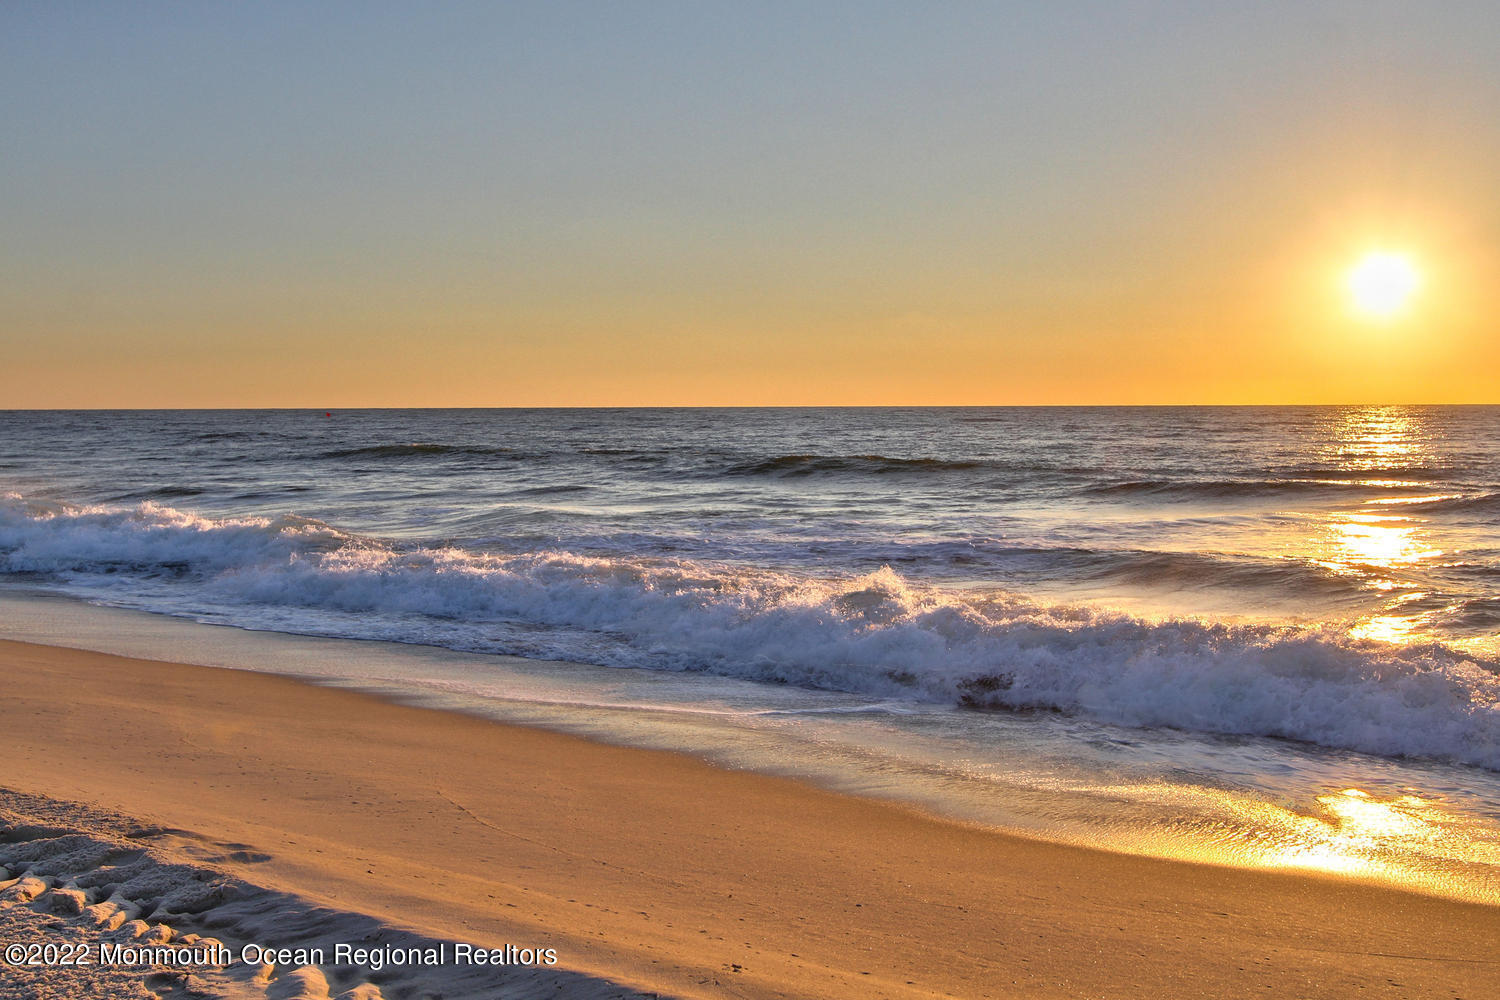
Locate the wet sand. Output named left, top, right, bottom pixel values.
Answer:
left=2, top=638, right=1497, bottom=999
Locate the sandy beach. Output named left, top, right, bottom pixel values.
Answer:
left=0, top=637, right=1496, bottom=999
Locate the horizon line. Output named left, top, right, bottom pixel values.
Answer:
left=5, top=402, right=1499, bottom=412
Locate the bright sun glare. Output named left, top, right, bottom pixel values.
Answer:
left=1347, top=251, right=1420, bottom=319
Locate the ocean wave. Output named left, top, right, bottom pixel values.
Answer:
left=2, top=496, right=1498, bottom=770
left=724, top=454, right=985, bottom=477
left=1410, top=491, right=1500, bottom=519
left=1080, top=478, right=1398, bottom=501
left=1440, top=598, right=1500, bottom=634
left=1277, top=465, right=1459, bottom=483
left=0, top=498, right=349, bottom=576
left=512, top=484, right=593, bottom=497
left=821, top=538, right=1365, bottom=599
left=580, top=447, right=671, bottom=458
left=318, top=443, right=525, bottom=460
left=1067, top=547, right=1364, bottom=597
left=102, top=486, right=206, bottom=502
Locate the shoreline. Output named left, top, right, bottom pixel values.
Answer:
left=4, top=590, right=1497, bottom=909
left=3, top=637, right=1499, bottom=998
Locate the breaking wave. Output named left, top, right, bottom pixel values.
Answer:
left=3, top=495, right=1497, bottom=771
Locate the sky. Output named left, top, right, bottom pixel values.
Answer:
left=3, top=2, right=1498, bottom=407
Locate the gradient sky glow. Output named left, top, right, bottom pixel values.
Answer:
left=4, top=2, right=1498, bottom=406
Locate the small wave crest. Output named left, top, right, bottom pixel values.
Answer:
left=2, top=496, right=1497, bottom=770
left=724, top=454, right=985, bottom=477
left=1410, top=491, right=1500, bottom=520
left=319, top=443, right=524, bottom=460
left=1081, top=478, right=1399, bottom=502
left=102, top=486, right=206, bottom=502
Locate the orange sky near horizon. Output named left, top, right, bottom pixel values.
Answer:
left=3, top=4, right=1497, bottom=408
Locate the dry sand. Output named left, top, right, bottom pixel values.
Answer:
left=2, top=638, right=1497, bottom=999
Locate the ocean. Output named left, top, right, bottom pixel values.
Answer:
left=2, top=406, right=1498, bottom=901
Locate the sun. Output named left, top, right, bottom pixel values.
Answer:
left=1346, top=251, right=1420, bottom=319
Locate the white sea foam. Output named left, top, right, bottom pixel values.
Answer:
left=2, top=496, right=1498, bottom=770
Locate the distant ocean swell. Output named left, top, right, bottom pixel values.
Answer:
left=3, top=494, right=1497, bottom=771
left=293, top=443, right=1485, bottom=497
